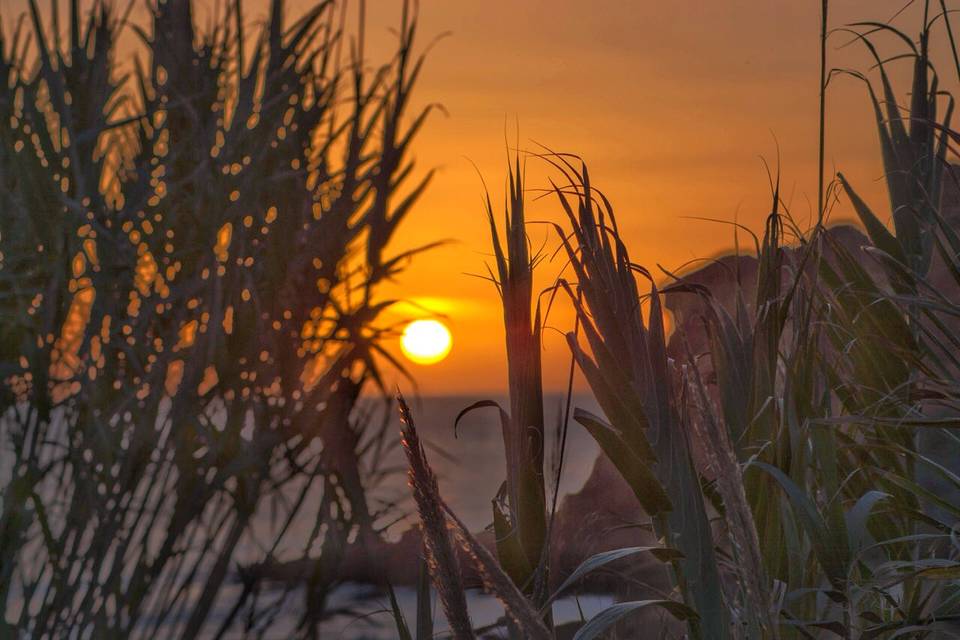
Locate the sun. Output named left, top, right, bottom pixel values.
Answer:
left=400, top=319, right=452, bottom=365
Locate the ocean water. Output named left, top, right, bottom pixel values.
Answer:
left=320, top=586, right=614, bottom=639
left=378, top=393, right=603, bottom=531
left=0, top=393, right=605, bottom=637
left=1, top=393, right=606, bottom=637
left=221, top=393, right=606, bottom=638
left=314, top=393, right=606, bottom=638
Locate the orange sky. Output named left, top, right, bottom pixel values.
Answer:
left=5, top=0, right=950, bottom=395
left=367, top=0, right=950, bottom=395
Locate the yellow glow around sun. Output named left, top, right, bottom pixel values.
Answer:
left=400, top=319, right=452, bottom=365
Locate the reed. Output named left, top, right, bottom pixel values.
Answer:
left=399, top=392, right=553, bottom=640
left=550, top=158, right=728, bottom=639
left=456, top=154, right=550, bottom=613
left=398, top=5, right=960, bottom=639
left=397, top=393, right=474, bottom=639
left=0, top=0, right=433, bottom=636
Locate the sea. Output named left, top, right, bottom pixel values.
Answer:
left=239, top=393, right=608, bottom=638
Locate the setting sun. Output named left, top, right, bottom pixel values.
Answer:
left=400, top=319, right=453, bottom=365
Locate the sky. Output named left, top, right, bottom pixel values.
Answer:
left=363, top=0, right=943, bottom=395
left=3, top=0, right=947, bottom=395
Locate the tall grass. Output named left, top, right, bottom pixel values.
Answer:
left=396, top=2, right=960, bottom=639
left=0, top=0, right=433, bottom=637
left=466, top=155, right=549, bottom=607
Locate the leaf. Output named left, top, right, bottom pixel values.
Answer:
left=573, top=600, right=700, bottom=640
left=751, top=462, right=850, bottom=592
left=544, top=546, right=683, bottom=609
left=454, top=399, right=508, bottom=437
left=491, top=491, right=533, bottom=589
left=807, top=620, right=849, bottom=636
left=573, top=408, right=672, bottom=515
left=846, top=491, right=890, bottom=557
left=917, top=565, right=960, bottom=580
left=838, top=173, right=909, bottom=273
left=386, top=582, right=413, bottom=640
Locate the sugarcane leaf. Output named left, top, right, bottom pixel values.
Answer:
left=752, top=462, right=850, bottom=592
left=573, top=408, right=671, bottom=515
left=573, top=600, right=700, bottom=640
left=544, top=546, right=683, bottom=609
left=838, top=173, right=908, bottom=269
left=846, top=490, right=890, bottom=557
left=492, top=493, right=533, bottom=588
left=386, top=582, right=413, bottom=640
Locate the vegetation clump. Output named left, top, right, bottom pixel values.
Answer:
left=0, top=0, right=432, bottom=637
left=395, top=3, right=960, bottom=639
